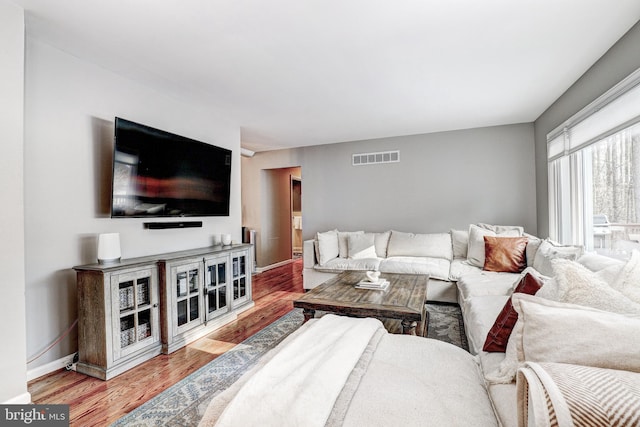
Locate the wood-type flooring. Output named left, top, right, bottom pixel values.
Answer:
left=28, top=258, right=304, bottom=427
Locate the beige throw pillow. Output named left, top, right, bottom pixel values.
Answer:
left=487, top=294, right=640, bottom=383
left=337, top=231, right=363, bottom=258
left=531, top=239, right=583, bottom=276
left=316, top=230, right=339, bottom=266
left=512, top=294, right=640, bottom=372
left=348, top=233, right=378, bottom=259
left=450, top=229, right=469, bottom=259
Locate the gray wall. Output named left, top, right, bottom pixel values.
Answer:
left=243, top=123, right=537, bottom=263
left=23, top=38, right=242, bottom=374
left=0, top=0, right=29, bottom=403
left=534, top=21, right=640, bottom=237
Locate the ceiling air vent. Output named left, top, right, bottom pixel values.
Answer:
left=352, top=150, right=400, bottom=166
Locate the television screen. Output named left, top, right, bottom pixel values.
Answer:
left=111, top=118, right=232, bottom=218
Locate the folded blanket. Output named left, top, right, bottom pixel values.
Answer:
left=214, top=314, right=384, bottom=427
left=516, top=362, right=640, bottom=427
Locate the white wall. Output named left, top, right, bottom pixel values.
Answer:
left=23, top=38, right=242, bottom=372
left=243, top=123, right=537, bottom=261
left=534, top=21, right=640, bottom=237
left=0, top=0, right=29, bottom=403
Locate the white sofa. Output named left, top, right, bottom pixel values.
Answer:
left=303, top=224, right=531, bottom=303
left=457, top=247, right=640, bottom=426
left=202, top=228, right=640, bottom=426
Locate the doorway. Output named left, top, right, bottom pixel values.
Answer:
left=291, top=175, right=302, bottom=257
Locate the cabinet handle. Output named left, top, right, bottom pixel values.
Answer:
left=153, top=303, right=158, bottom=308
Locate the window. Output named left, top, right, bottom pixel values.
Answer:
left=548, top=68, right=640, bottom=259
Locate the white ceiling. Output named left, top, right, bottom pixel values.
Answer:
left=12, top=0, right=640, bottom=152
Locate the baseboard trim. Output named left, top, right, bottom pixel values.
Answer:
left=255, top=259, right=294, bottom=273
left=3, top=391, right=32, bottom=404
left=27, top=353, right=76, bottom=382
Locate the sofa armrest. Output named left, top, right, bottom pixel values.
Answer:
left=303, top=239, right=317, bottom=269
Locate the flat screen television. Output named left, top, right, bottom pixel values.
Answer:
left=111, top=117, right=232, bottom=218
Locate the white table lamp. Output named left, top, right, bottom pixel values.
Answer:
left=98, top=233, right=121, bottom=264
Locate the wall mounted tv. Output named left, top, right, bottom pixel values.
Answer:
left=111, top=117, right=232, bottom=218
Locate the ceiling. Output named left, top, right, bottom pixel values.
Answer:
left=12, top=0, right=640, bottom=152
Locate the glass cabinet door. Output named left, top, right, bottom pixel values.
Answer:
left=204, top=256, right=230, bottom=321
left=231, top=251, right=250, bottom=307
left=172, top=261, right=203, bottom=334
left=112, top=267, right=159, bottom=360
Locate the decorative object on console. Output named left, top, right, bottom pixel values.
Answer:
left=97, top=232, right=121, bottom=264
left=221, top=233, right=232, bottom=246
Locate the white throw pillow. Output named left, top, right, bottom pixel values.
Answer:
left=512, top=294, right=640, bottom=372
left=337, top=231, right=363, bottom=258
left=373, top=231, right=391, bottom=258
left=487, top=294, right=640, bottom=383
left=531, top=239, right=583, bottom=276
left=348, top=233, right=378, bottom=259
left=316, top=230, right=339, bottom=266
left=551, top=258, right=640, bottom=315
left=386, top=231, right=452, bottom=260
left=611, top=250, right=640, bottom=305
left=450, top=229, right=469, bottom=259
left=466, top=224, right=521, bottom=268
left=523, top=233, right=542, bottom=267
left=476, top=223, right=524, bottom=235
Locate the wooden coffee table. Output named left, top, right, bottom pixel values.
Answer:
left=293, top=271, right=429, bottom=336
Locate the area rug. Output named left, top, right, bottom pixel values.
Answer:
left=112, top=304, right=467, bottom=426
left=426, top=302, right=469, bottom=351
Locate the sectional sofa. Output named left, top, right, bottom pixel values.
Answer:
left=302, top=224, right=532, bottom=303
left=201, top=224, right=640, bottom=426
left=293, top=223, right=640, bottom=426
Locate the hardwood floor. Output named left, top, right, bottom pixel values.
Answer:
left=28, top=259, right=304, bottom=427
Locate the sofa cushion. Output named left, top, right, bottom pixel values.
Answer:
left=456, top=271, right=521, bottom=302
left=450, top=229, right=469, bottom=259
left=315, top=257, right=381, bottom=272
left=483, top=236, right=528, bottom=273
left=316, top=230, right=339, bottom=266
left=373, top=231, right=391, bottom=258
left=531, top=238, right=583, bottom=276
left=379, top=256, right=450, bottom=281
left=338, top=231, right=363, bottom=258
left=387, top=231, right=452, bottom=260
left=462, top=295, right=510, bottom=355
left=449, top=259, right=481, bottom=281
left=482, top=272, right=544, bottom=352
left=467, top=224, right=521, bottom=268
left=348, top=233, right=377, bottom=259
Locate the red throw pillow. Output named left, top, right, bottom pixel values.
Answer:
left=483, top=272, right=544, bottom=352
left=483, top=236, right=528, bottom=273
